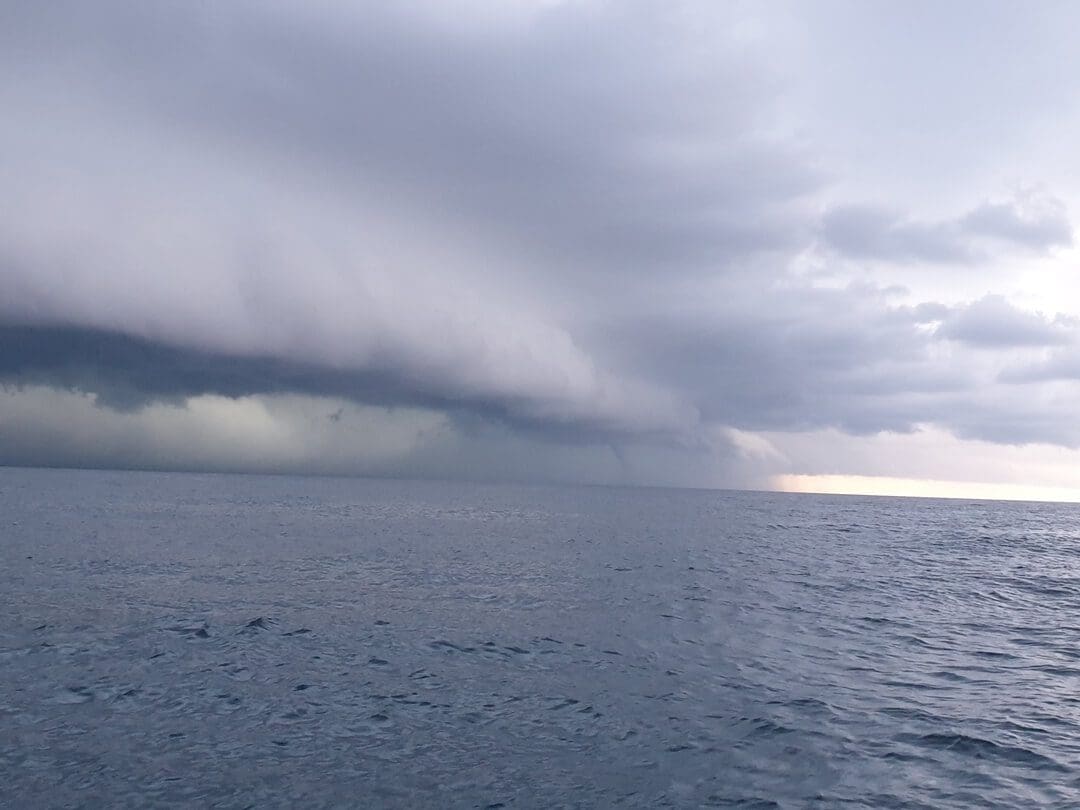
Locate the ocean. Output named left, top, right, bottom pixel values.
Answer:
left=3, top=466, right=1079, bottom=808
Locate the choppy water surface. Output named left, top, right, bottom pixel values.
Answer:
left=3, top=468, right=1080, bottom=808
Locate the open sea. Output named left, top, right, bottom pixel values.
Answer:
left=3, top=466, right=1080, bottom=808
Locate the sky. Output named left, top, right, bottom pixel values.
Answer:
left=3, top=0, right=1080, bottom=501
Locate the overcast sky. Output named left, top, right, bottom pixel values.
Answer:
left=3, top=1, right=1080, bottom=499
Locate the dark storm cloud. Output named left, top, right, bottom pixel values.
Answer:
left=0, top=323, right=677, bottom=445
left=0, top=0, right=817, bottom=447
left=0, top=324, right=434, bottom=412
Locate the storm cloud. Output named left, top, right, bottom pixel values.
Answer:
left=2, top=1, right=1080, bottom=487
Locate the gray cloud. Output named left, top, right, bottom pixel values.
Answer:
left=821, top=195, right=1072, bottom=264
left=821, top=206, right=974, bottom=264
left=946, top=389, right=1080, bottom=448
left=961, top=198, right=1073, bottom=250
left=598, top=283, right=975, bottom=435
left=0, top=322, right=690, bottom=445
left=936, top=295, right=1076, bottom=348
left=1000, top=348, right=1080, bottom=385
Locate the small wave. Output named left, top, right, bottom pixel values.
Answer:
left=746, top=718, right=796, bottom=736
left=1033, top=665, right=1080, bottom=677
left=880, top=706, right=942, bottom=723
left=237, top=616, right=276, bottom=634
left=931, top=669, right=973, bottom=683
left=881, top=680, right=947, bottom=692
left=704, top=796, right=780, bottom=808
left=902, top=733, right=1066, bottom=771
left=429, top=639, right=476, bottom=653
left=858, top=615, right=897, bottom=625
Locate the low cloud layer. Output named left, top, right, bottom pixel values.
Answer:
left=3, top=1, right=1080, bottom=488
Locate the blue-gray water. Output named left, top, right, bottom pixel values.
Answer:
left=3, top=467, right=1080, bottom=808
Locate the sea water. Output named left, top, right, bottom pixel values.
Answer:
left=3, top=467, right=1079, bottom=808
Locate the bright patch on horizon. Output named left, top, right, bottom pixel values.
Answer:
left=773, top=474, right=1080, bottom=505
